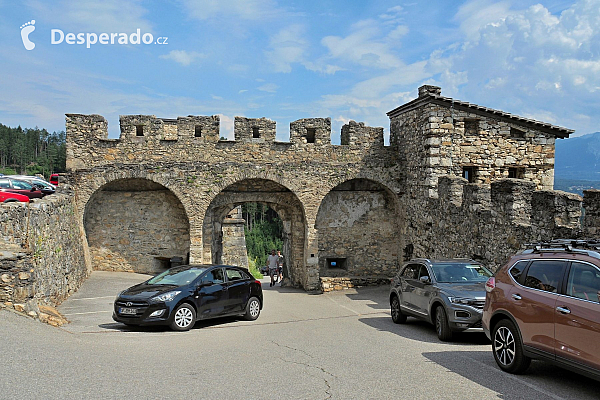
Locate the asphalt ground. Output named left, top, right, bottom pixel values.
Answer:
left=1, top=271, right=598, bottom=399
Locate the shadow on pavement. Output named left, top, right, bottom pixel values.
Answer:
left=343, top=285, right=391, bottom=310
left=99, top=315, right=247, bottom=333
left=359, top=314, right=490, bottom=345
left=422, top=350, right=599, bottom=400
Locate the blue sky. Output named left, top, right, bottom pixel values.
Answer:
left=0, top=0, right=598, bottom=142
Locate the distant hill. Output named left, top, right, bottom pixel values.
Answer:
left=555, top=131, right=600, bottom=181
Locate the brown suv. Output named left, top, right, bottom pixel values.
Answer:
left=483, top=240, right=600, bottom=379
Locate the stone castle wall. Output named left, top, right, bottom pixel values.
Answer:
left=66, top=113, right=402, bottom=291
left=0, top=192, right=89, bottom=315
left=404, top=176, right=585, bottom=271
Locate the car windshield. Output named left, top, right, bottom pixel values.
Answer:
left=147, top=267, right=207, bottom=286
left=431, top=263, right=492, bottom=283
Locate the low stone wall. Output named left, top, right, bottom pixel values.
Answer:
left=320, top=276, right=391, bottom=292
left=0, top=191, right=89, bottom=321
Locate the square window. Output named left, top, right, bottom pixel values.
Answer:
left=508, top=167, right=524, bottom=179
left=252, top=127, right=260, bottom=138
left=135, top=125, right=144, bottom=136
left=464, top=120, right=479, bottom=136
left=194, top=126, right=202, bottom=138
left=462, top=166, right=477, bottom=183
left=306, top=128, right=316, bottom=143
left=511, top=127, right=526, bottom=139
left=327, top=258, right=347, bottom=270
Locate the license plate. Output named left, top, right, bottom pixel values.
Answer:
left=119, top=307, right=137, bottom=315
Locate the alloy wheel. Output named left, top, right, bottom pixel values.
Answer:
left=494, top=326, right=515, bottom=366
left=249, top=299, right=260, bottom=318
left=174, top=307, right=193, bottom=328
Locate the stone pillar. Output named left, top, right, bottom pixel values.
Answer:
left=220, top=206, right=249, bottom=268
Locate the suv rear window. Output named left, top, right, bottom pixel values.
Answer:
left=523, top=260, right=567, bottom=293
left=566, top=262, right=600, bottom=303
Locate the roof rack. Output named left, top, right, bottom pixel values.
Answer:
left=522, top=239, right=600, bottom=260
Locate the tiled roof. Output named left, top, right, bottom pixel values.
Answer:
left=387, top=91, right=574, bottom=138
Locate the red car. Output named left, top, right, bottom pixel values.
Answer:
left=50, top=173, right=59, bottom=186
left=0, top=190, right=30, bottom=203
left=0, top=177, right=43, bottom=199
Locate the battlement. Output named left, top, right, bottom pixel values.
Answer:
left=65, top=114, right=383, bottom=146
left=437, top=176, right=583, bottom=229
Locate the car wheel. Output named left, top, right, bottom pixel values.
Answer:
left=244, top=297, right=261, bottom=321
left=492, top=319, right=531, bottom=374
left=170, top=303, right=196, bottom=331
left=435, top=306, right=453, bottom=342
left=390, top=295, right=407, bottom=324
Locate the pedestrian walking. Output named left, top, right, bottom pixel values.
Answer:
left=267, top=249, right=279, bottom=287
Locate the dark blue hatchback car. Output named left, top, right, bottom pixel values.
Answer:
left=113, top=264, right=263, bottom=331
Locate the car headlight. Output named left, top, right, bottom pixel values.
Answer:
left=449, top=297, right=477, bottom=306
left=150, top=291, right=181, bottom=303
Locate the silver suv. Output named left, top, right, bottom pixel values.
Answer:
left=390, top=259, right=493, bottom=341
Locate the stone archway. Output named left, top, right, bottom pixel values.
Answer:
left=83, top=178, right=190, bottom=274
left=315, top=178, right=404, bottom=279
left=202, top=179, right=307, bottom=288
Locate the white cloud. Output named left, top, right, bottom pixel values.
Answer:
left=257, top=83, right=278, bottom=93
left=439, top=0, right=600, bottom=134
left=159, top=50, right=205, bottom=66
left=265, top=24, right=307, bottom=73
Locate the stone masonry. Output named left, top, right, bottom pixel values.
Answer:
left=1, top=191, right=89, bottom=321
left=60, top=85, right=600, bottom=293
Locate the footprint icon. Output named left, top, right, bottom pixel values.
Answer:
left=20, top=20, right=35, bottom=51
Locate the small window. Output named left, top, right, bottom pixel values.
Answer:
left=327, top=258, right=347, bottom=270
left=508, top=167, right=524, bottom=179
left=194, top=126, right=202, bottom=138
left=252, top=127, right=260, bottom=138
left=464, top=120, right=479, bottom=136
left=135, top=125, right=144, bottom=136
left=567, top=262, right=600, bottom=303
left=418, top=265, right=430, bottom=280
left=509, top=261, right=527, bottom=282
left=401, top=264, right=419, bottom=279
left=200, top=268, right=224, bottom=285
left=511, top=127, right=526, bottom=139
left=462, top=166, right=477, bottom=183
left=226, top=268, right=244, bottom=282
left=523, top=260, right=567, bottom=293
left=306, top=128, right=316, bottom=143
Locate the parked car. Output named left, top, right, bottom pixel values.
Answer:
left=49, top=173, right=59, bottom=186
left=0, top=190, right=30, bottom=203
left=0, top=177, right=43, bottom=199
left=390, top=258, right=493, bottom=341
left=113, top=264, right=263, bottom=331
left=483, top=240, right=600, bottom=379
left=8, top=175, right=56, bottom=196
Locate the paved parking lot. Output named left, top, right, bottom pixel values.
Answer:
left=1, top=271, right=599, bottom=399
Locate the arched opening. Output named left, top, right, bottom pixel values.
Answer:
left=83, top=178, right=190, bottom=274
left=315, top=178, right=404, bottom=278
left=202, top=179, right=306, bottom=288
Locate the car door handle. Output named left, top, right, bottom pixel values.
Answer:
left=556, top=306, right=571, bottom=314
left=511, top=294, right=522, bottom=300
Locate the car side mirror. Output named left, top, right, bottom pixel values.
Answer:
left=419, top=276, right=431, bottom=284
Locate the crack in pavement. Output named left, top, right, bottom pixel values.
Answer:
left=272, top=340, right=335, bottom=399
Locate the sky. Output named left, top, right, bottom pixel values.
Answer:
left=0, top=0, right=598, bottom=142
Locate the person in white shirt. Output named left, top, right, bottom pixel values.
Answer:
left=267, top=249, right=279, bottom=287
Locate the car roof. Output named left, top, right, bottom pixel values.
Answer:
left=406, top=258, right=480, bottom=265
